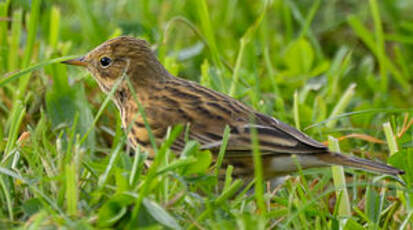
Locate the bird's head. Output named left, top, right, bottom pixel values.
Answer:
left=62, top=36, right=168, bottom=93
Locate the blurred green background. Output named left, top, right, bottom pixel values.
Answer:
left=0, top=0, right=412, bottom=229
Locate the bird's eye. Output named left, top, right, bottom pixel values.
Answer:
left=99, top=56, right=112, bottom=67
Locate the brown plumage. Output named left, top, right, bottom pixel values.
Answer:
left=62, top=36, right=404, bottom=178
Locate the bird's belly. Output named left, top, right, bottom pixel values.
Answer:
left=265, top=155, right=327, bottom=175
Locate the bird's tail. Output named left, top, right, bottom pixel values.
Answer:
left=317, top=151, right=404, bottom=176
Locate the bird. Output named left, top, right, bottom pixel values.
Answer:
left=62, top=36, right=404, bottom=179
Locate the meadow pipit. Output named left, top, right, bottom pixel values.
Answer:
left=62, top=36, right=404, bottom=178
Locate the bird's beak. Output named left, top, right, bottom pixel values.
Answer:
left=61, top=56, right=88, bottom=67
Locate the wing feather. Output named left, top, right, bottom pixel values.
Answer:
left=180, top=119, right=328, bottom=157
left=155, top=78, right=327, bottom=157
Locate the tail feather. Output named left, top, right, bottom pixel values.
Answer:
left=318, top=151, right=404, bottom=176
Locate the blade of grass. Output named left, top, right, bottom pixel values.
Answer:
left=0, top=0, right=11, bottom=71
left=21, top=0, right=40, bottom=68
left=8, top=9, right=22, bottom=72
left=298, top=0, right=321, bottom=39
left=328, top=136, right=351, bottom=227
left=393, top=46, right=409, bottom=80
left=49, top=6, right=60, bottom=49
left=194, top=0, right=223, bottom=70
left=156, top=157, right=197, bottom=176
left=383, top=122, right=398, bottom=155
left=325, top=47, right=352, bottom=99
left=4, top=100, right=25, bottom=155
left=229, top=4, right=266, bottom=96
left=162, top=16, right=208, bottom=60
left=347, top=15, right=409, bottom=92
left=285, top=0, right=323, bottom=59
left=0, top=55, right=80, bottom=87
left=250, top=118, right=266, bottom=214
left=223, top=165, right=233, bottom=192
left=305, top=108, right=413, bottom=130
left=0, top=176, right=13, bottom=220
left=365, top=184, right=381, bottom=229
left=129, top=147, right=142, bottom=186
left=215, top=179, right=243, bottom=205
left=326, top=83, right=356, bottom=129
left=281, top=0, right=293, bottom=42
left=228, top=38, right=247, bottom=97
left=65, top=162, right=78, bottom=216
left=214, top=125, right=230, bottom=189
left=64, top=113, right=78, bottom=163
left=293, top=90, right=300, bottom=130
left=16, top=0, right=41, bottom=99
left=98, top=141, right=123, bottom=188
left=399, top=210, right=413, bottom=230
left=369, top=0, right=387, bottom=92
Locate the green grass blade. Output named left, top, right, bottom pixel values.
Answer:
left=383, top=122, right=399, bottom=155
left=0, top=176, right=13, bottom=220
left=229, top=3, right=266, bottom=96
left=347, top=15, right=410, bottom=92
left=250, top=119, right=266, bottom=214
left=328, top=136, right=351, bottom=226
left=194, top=0, right=223, bottom=70
left=4, top=100, right=25, bottom=155
left=65, top=162, right=78, bottom=216
left=16, top=0, right=41, bottom=99
left=326, top=83, right=356, bottom=129
left=8, top=9, right=22, bottom=72
left=229, top=38, right=247, bottom=97
left=293, top=90, right=300, bottom=130
left=214, top=125, right=230, bottom=186
left=98, top=141, right=123, bottom=188
left=0, top=0, right=11, bottom=71
left=1, top=55, right=79, bottom=87
left=369, top=0, right=387, bottom=92
left=49, top=6, right=60, bottom=49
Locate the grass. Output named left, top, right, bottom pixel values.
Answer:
left=1, top=0, right=413, bottom=229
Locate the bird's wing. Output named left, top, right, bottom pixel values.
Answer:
left=153, top=78, right=328, bottom=156
left=181, top=111, right=328, bottom=157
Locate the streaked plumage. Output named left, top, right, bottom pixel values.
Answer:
left=62, top=36, right=404, bottom=178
